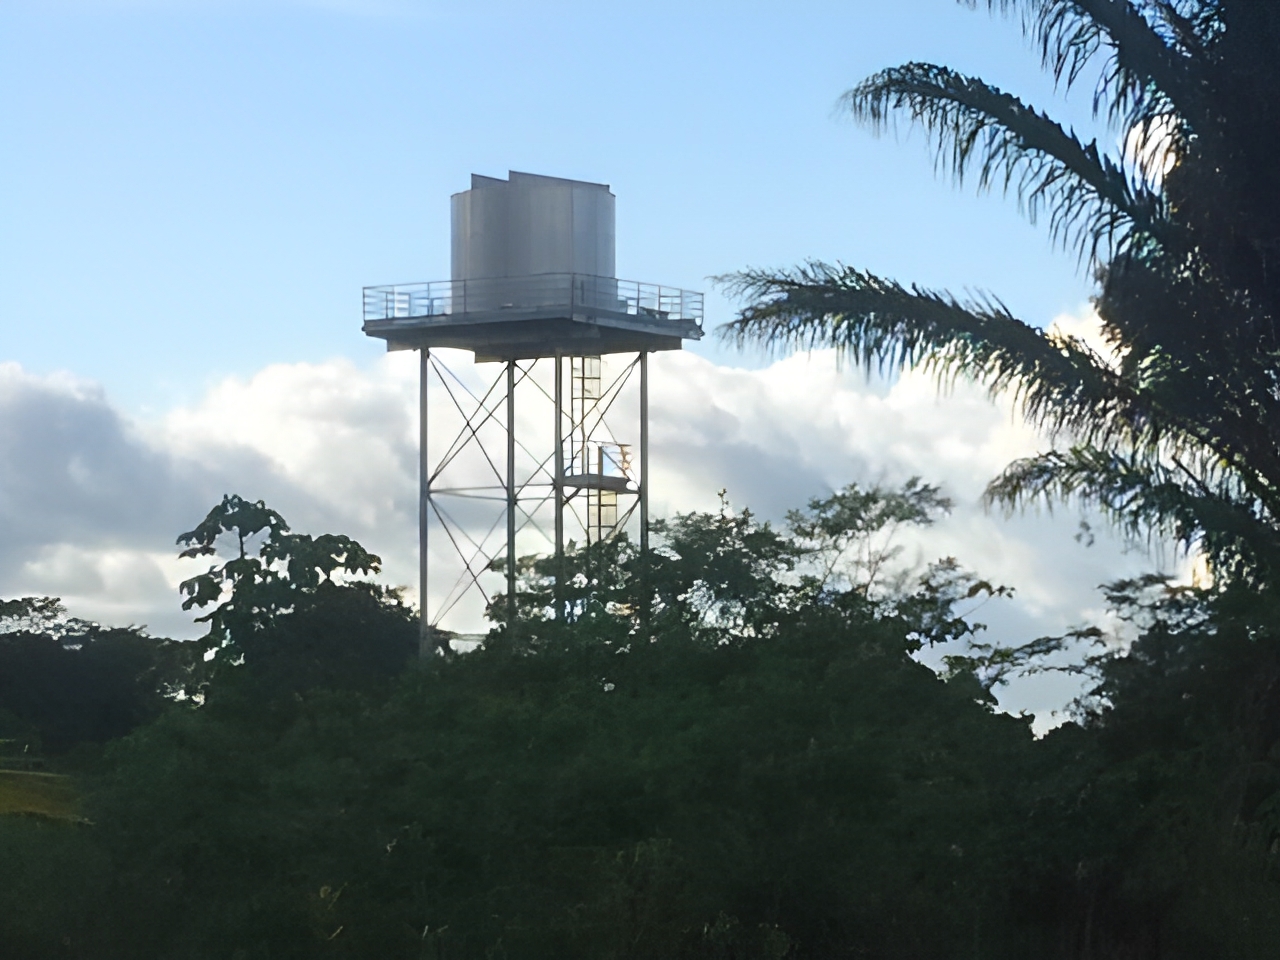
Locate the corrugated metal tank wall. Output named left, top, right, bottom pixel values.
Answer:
left=451, top=171, right=615, bottom=282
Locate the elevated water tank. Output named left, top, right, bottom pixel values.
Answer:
left=362, top=171, right=703, bottom=361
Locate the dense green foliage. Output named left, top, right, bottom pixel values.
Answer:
left=0, top=598, right=192, bottom=757
left=709, top=8, right=1280, bottom=948
left=176, top=494, right=413, bottom=698
left=1, top=485, right=1278, bottom=958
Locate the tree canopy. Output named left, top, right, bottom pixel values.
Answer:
left=2, top=480, right=1279, bottom=957
left=723, top=0, right=1280, bottom=586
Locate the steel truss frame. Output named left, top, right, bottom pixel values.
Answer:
left=418, top=349, right=649, bottom=654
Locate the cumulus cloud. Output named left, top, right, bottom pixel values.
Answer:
left=646, top=345, right=1153, bottom=659
left=0, top=357, right=421, bottom=636
left=0, top=323, right=1165, bottom=721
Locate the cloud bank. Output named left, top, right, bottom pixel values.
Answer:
left=0, top=318, right=1160, bottom=720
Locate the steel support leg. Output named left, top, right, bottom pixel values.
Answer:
left=640, top=351, right=650, bottom=554
left=554, top=352, right=565, bottom=618
left=506, top=360, right=517, bottom=624
left=419, top=348, right=432, bottom=658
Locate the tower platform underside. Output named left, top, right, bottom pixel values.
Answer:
left=362, top=273, right=704, bottom=362
left=365, top=309, right=693, bottom=362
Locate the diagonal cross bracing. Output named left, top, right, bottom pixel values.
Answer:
left=420, top=351, right=649, bottom=637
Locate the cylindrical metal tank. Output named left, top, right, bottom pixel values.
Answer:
left=451, top=172, right=616, bottom=296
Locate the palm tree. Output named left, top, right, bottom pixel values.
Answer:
left=723, top=0, right=1280, bottom=585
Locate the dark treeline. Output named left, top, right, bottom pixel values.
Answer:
left=2, top=485, right=1279, bottom=959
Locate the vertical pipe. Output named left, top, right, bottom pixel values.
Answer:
left=640, top=351, right=650, bottom=554
left=554, top=352, right=565, bottom=617
left=506, top=359, right=517, bottom=624
left=419, top=348, right=432, bottom=659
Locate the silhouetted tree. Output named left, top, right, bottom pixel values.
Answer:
left=0, top=598, right=191, bottom=754
left=724, top=0, right=1280, bottom=586
left=177, top=494, right=416, bottom=698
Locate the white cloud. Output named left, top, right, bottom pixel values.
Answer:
left=1047, top=303, right=1127, bottom=373
left=645, top=346, right=1153, bottom=647
left=1123, top=113, right=1179, bottom=190
left=0, top=337, right=1164, bottom=722
left=160, top=356, right=420, bottom=531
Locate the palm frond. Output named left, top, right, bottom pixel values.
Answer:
left=718, top=1, right=1280, bottom=587
left=723, top=263, right=1184, bottom=450
left=721, top=261, right=1280, bottom=529
left=985, top=445, right=1280, bottom=578
left=1149, top=1, right=1210, bottom=57
left=845, top=63, right=1166, bottom=261
left=975, top=0, right=1214, bottom=135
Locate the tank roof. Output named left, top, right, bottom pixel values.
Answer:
left=463, top=170, right=613, bottom=194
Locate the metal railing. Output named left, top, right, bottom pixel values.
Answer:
left=363, top=273, right=704, bottom=328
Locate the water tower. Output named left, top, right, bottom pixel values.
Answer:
left=363, top=172, right=703, bottom=653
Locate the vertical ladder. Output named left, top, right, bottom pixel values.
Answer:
left=569, top=356, right=620, bottom=545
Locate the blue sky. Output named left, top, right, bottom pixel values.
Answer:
left=0, top=0, right=1153, bottom=723
left=2, top=0, right=1106, bottom=412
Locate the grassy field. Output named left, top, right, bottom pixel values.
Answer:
left=0, top=771, right=80, bottom=820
